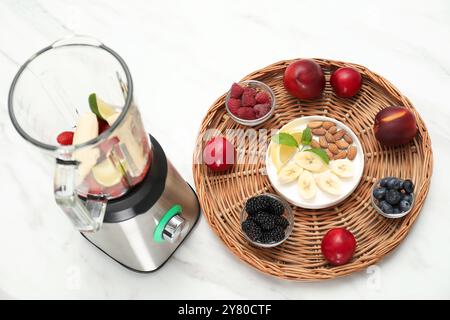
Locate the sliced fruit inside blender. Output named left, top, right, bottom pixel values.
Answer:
left=89, top=93, right=119, bottom=120
left=73, top=112, right=101, bottom=182
left=92, top=157, right=124, bottom=187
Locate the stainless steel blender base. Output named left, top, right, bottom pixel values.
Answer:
left=81, top=183, right=200, bottom=273
left=81, top=136, right=201, bottom=272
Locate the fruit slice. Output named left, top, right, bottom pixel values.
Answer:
left=72, top=112, right=100, bottom=183
left=73, top=112, right=99, bottom=145
left=316, top=171, right=342, bottom=195
left=92, top=157, right=123, bottom=187
left=297, top=170, right=317, bottom=199
left=330, top=159, right=354, bottom=178
left=89, top=93, right=118, bottom=120
left=270, top=143, right=297, bottom=171
left=278, top=162, right=303, bottom=184
left=288, top=131, right=303, bottom=145
left=294, top=151, right=324, bottom=172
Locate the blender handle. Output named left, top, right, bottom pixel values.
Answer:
left=54, top=159, right=107, bottom=232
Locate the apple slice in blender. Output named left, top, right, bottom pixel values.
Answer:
left=88, top=93, right=119, bottom=120
left=73, top=112, right=100, bottom=183
left=92, top=157, right=123, bottom=187
left=104, top=112, right=147, bottom=176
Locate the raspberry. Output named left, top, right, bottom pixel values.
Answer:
left=254, top=103, right=271, bottom=118
left=56, top=131, right=74, bottom=145
left=236, top=107, right=256, bottom=120
left=227, top=98, right=241, bottom=115
left=255, top=91, right=270, bottom=104
left=230, top=83, right=244, bottom=99
left=241, top=87, right=256, bottom=107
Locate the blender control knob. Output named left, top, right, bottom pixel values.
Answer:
left=162, top=215, right=185, bottom=243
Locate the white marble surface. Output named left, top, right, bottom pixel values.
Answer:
left=0, top=0, right=449, bottom=299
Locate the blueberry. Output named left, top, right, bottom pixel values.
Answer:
left=386, top=178, right=398, bottom=189
left=402, top=193, right=413, bottom=203
left=403, top=180, right=414, bottom=194
left=373, top=187, right=387, bottom=200
left=379, top=200, right=394, bottom=214
left=393, top=207, right=401, bottom=214
left=380, top=177, right=393, bottom=187
left=387, top=178, right=403, bottom=190
left=399, top=200, right=411, bottom=212
left=385, top=189, right=402, bottom=205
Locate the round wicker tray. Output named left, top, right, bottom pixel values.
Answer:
left=192, top=59, right=433, bottom=281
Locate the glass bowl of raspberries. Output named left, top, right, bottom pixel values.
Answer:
left=241, top=193, right=294, bottom=248
left=226, top=80, right=276, bottom=126
left=371, top=177, right=415, bottom=219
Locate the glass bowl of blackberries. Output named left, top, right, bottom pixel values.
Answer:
left=240, top=193, right=294, bottom=248
left=371, top=177, right=415, bottom=219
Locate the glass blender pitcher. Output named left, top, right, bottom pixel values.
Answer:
left=8, top=36, right=200, bottom=272
left=8, top=36, right=151, bottom=232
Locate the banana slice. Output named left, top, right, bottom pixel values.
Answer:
left=330, top=159, right=354, bottom=178
left=297, top=170, right=317, bottom=199
left=316, top=171, right=342, bottom=195
left=278, top=162, right=303, bottom=184
left=294, top=151, right=324, bottom=172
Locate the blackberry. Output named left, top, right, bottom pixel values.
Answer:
left=274, top=216, right=289, bottom=229
left=269, top=198, right=285, bottom=216
left=260, top=226, right=285, bottom=244
left=241, top=219, right=262, bottom=241
left=245, top=195, right=285, bottom=216
left=253, top=212, right=277, bottom=230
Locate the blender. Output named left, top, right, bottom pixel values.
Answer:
left=7, top=36, right=200, bottom=272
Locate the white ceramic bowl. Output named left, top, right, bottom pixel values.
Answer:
left=265, top=116, right=365, bottom=209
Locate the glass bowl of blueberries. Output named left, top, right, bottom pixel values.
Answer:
left=371, top=177, right=415, bottom=219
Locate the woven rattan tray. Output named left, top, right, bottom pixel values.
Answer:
left=192, top=59, right=433, bottom=281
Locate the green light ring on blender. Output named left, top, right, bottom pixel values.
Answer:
left=153, top=204, right=183, bottom=243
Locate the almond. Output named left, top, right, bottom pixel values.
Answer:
left=336, top=139, right=349, bottom=149
left=334, top=150, right=347, bottom=160
left=312, top=128, right=326, bottom=136
left=311, top=140, right=320, bottom=149
left=326, top=149, right=334, bottom=160
left=344, top=134, right=353, bottom=144
left=307, top=121, right=323, bottom=129
left=328, top=126, right=337, bottom=134
left=325, top=132, right=335, bottom=143
left=323, top=121, right=335, bottom=129
left=328, top=143, right=339, bottom=154
left=319, top=136, right=328, bottom=148
left=333, top=129, right=345, bottom=140
left=347, top=146, right=357, bottom=160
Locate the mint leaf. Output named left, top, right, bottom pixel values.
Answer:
left=272, top=133, right=298, bottom=148
left=301, top=127, right=312, bottom=146
left=306, top=148, right=329, bottom=164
